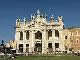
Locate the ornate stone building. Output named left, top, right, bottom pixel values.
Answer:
left=15, top=10, right=65, bottom=54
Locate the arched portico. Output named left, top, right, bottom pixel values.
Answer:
left=34, top=30, right=42, bottom=53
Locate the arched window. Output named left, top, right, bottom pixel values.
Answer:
left=35, top=31, right=42, bottom=39
left=26, top=31, right=29, bottom=40
left=55, top=30, right=59, bottom=37
left=20, top=31, right=23, bottom=40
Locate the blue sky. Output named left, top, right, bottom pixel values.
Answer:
left=0, top=0, right=80, bottom=43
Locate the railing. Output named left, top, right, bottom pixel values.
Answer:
left=35, top=39, right=42, bottom=43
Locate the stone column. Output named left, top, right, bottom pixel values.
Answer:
left=23, top=43, right=26, bottom=53
left=29, top=31, right=35, bottom=53
left=23, top=31, right=26, bottom=53
left=16, top=31, right=20, bottom=53
left=59, top=30, right=65, bottom=52
left=52, top=30, right=55, bottom=52
left=42, top=30, right=48, bottom=54
left=46, top=30, right=48, bottom=53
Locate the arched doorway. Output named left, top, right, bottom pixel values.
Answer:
left=34, top=43, right=42, bottom=53
left=34, top=31, right=42, bottom=53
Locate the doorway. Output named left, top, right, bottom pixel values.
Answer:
left=34, top=43, right=42, bottom=53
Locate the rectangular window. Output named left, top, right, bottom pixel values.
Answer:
left=55, top=30, right=59, bottom=37
left=20, top=31, right=23, bottom=40
left=65, top=36, right=67, bottom=39
left=48, top=43, right=53, bottom=52
left=26, top=31, right=29, bottom=40
left=48, top=30, right=52, bottom=39
left=19, top=44, right=23, bottom=52
left=55, top=43, right=59, bottom=48
left=48, top=43, right=52, bottom=48
left=26, top=44, right=29, bottom=52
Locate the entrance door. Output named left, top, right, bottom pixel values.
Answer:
left=34, top=43, right=42, bottom=53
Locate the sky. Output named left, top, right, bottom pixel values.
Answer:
left=0, top=0, right=80, bottom=44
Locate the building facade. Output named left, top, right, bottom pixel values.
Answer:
left=15, top=10, right=65, bottom=54
left=63, top=28, right=80, bottom=52
left=68, top=28, right=80, bottom=52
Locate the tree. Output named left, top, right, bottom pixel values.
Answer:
left=1, top=40, right=4, bottom=46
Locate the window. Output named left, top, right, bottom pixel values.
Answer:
left=76, top=39, right=79, bottom=43
left=26, top=31, right=29, bottom=40
left=19, top=44, right=23, bottom=52
left=26, top=44, right=29, bottom=52
left=55, top=43, right=59, bottom=48
left=48, top=30, right=52, bottom=39
left=32, top=24, right=34, bottom=25
left=48, top=43, right=53, bottom=52
left=76, top=31, right=78, bottom=35
left=77, top=40, right=78, bottom=43
left=55, top=30, right=59, bottom=37
left=65, top=36, right=67, bottom=39
left=65, top=46, right=68, bottom=50
left=35, top=31, right=42, bottom=39
left=39, top=22, right=41, bottom=23
left=48, top=43, right=52, bottom=48
left=20, top=31, right=23, bottom=40
left=71, top=32, right=73, bottom=36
